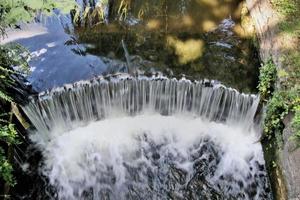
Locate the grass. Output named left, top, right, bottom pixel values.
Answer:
left=271, top=0, right=298, bottom=15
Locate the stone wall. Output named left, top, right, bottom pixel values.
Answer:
left=282, top=113, right=300, bottom=200
left=245, top=0, right=300, bottom=199
left=245, top=0, right=282, bottom=65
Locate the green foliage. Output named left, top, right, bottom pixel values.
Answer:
left=0, top=43, right=30, bottom=102
left=0, top=0, right=78, bottom=189
left=258, top=60, right=277, bottom=100
left=0, top=0, right=78, bottom=191
left=279, top=19, right=300, bottom=36
left=263, top=87, right=300, bottom=142
left=0, top=123, right=19, bottom=145
left=0, top=26, right=31, bottom=192
left=3, top=7, right=32, bottom=25
left=271, top=0, right=298, bottom=15
left=258, top=57, right=299, bottom=147
left=0, top=90, right=12, bottom=102
left=291, top=104, right=300, bottom=146
left=0, top=0, right=78, bottom=33
left=269, top=0, right=300, bottom=146
left=0, top=44, right=29, bottom=190
left=0, top=123, right=19, bottom=186
left=0, top=43, right=30, bottom=73
left=264, top=91, right=288, bottom=138
left=271, top=0, right=300, bottom=81
left=0, top=149, right=15, bottom=186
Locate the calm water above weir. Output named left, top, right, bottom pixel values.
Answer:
left=7, top=0, right=259, bottom=93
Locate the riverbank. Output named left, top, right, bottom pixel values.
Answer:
left=245, top=0, right=300, bottom=199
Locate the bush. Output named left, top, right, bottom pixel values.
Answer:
left=263, top=88, right=300, bottom=143
left=258, top=60, right=277, bottom=101
left=0, top=123, right=19, bottom=186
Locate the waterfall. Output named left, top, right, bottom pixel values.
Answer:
left=22, top=75, right=259, bottom=135
left=21, top=75, right=272, bottom=200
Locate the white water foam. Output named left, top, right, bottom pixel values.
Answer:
left=23, top=76, right=271, bottom=199
left=31, top=113, right=269, bottom=200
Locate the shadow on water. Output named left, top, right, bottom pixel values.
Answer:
left=73, top=0, right=261, bottom=93
left=11, top=0, right=260, bottom=93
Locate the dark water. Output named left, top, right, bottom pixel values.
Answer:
left=12, top=0, right=259, bottom=93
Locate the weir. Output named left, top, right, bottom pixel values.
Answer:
left=22, top=75, right=259, bottom=134
left=21, top=75, right=272, bottom=200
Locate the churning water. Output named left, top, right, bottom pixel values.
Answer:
left=22, top=75, right=272, bottom=199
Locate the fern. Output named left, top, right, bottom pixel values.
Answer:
left=0, top=0, right=78, bottom=189
left=0, top=149, right=15, bottom=186
left=0, top=91, right=12, bottom=102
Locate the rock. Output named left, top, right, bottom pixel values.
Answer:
left=246, top=0, right=300, bottom=198
left=107, top=51, right=116, bottom=59
left=8, top=72, right=37, bottom=105
left=245, top=0, right=283, bottom=69
left=148, top=55, right=158, bottom=61
left=279, top=113, right=300, bottom=199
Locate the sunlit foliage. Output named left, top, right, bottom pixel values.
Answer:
left=0, top=0, right=77, bottom=35
left=0, top=0, right=77, bottom=189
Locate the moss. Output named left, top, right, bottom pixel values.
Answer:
left=261, top=76, right=299, bottom=140
left=291, top=103, right=300, bottom=146
left=258, top=59, right=299, bottom=144
left=0, top=123, right=19, bottom=186
left=271, top=0, right=298, bottom=15
left=262, top=135, right=288, bottom=198
left=263, top=91, right=287, bottom=139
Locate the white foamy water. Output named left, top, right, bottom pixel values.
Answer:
left=23, top=76, right=272, bottom=199
left=31, top=113, right=269, bottom=200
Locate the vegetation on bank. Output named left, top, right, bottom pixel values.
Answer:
left=0, top=43, right=31, bottom=187
left=259, top=0, right=300, bottom=147
left=271, top=0, right=300, bottom=75
left=0, top=0, right=149, bottom=191
left=0, top=0, right=298, bottom=196
left=0, top=0, right=77, bottom=193
left=258, top=60, right=277, bottom=101
left=291, top=105, right=300, bottom=145
left=0, top=123, right=19, bottom=186
left=0, top=0, right=77, bottom=33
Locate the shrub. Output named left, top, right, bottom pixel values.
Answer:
left=258, top=60, right=277, bottom=101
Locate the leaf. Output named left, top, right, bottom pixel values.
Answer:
left=4, top=7, right=33, bottom=24
left=278, top=69, right=289, bottom=78
left=54, top=0, right=78, bottom=14
left=23, top=0, right=44, bottom=9
left=0, top=91, right=12, bottom=102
